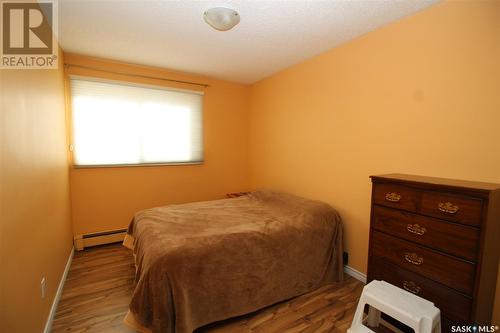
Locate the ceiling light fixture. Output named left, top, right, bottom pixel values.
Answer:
left=203, top=7, right=240, bottom=31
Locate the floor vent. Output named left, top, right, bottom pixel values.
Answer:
left=74, top=228, right=127, bottom=251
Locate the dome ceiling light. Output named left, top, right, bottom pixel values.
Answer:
left=203, top=7, right=240, bottom=31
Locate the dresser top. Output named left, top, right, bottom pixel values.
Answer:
left=370, top=173, right=500, bottom=192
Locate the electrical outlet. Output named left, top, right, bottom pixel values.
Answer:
left=40, top=277, right=46, bottom=299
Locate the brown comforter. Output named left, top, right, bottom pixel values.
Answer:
left=123, top=190, right=343, bottom=333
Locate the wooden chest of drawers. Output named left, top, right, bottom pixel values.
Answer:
left=367, top=174, right=500, bottom=328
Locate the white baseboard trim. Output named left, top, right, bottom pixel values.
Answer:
left=344, top=265, right=367, bottom=283
left=43, top=247, right=74, bottom=333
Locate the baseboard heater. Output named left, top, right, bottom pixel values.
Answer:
left=73, top=228, right=127, bottom=251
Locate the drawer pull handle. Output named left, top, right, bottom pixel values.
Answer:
left=385, top=192, right=402, bottom=202
left=407, top=223, right=426, bottom=236
left=438, top=202, right=459, bottom=214
left=403, top=280, right=421, bottom=295
left=404, top=252, right=424, bottom=265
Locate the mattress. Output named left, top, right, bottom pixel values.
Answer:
left=123, top=190, right=343, bottom=333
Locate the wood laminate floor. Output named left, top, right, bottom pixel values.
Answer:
left=52, top=243, right=365, bottom=333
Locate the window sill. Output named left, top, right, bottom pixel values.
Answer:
left=72, top=161, right=204, bottom=169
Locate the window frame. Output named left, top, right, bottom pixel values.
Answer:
left=67, top=75, right=205, bottom=169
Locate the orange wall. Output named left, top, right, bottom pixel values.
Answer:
left=249, top=0, right=500, bottom=320
left=65, top=54, right=251, bottom=235
left=0, top=50, right=73, bottom=332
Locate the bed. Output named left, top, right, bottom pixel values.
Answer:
left=123, top=190, right=343, bottom=333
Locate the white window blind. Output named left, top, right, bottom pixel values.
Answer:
left=70, top=78, right=203, bottom=166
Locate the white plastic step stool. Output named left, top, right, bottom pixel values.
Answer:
left=348, top=280, right=441, bottom=333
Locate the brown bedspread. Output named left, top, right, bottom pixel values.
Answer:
left=124, top=190, right=343, bottom=333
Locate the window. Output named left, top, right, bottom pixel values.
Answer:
left=70, top=78, right=203, bottom=166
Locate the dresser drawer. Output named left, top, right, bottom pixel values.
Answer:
left=369, top=258, right=472, bottom=323
left=372, top=206, right=480, bottom=261
left=442, top=317, right=460, bottom=332
left=419, top=191, right=483, bottom=227
left=370, top=230, right=476, bottom=295
left=373, top=183, right=418, bottom=212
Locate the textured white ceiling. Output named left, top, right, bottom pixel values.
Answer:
left=59, top=0, right=438, bottom=84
